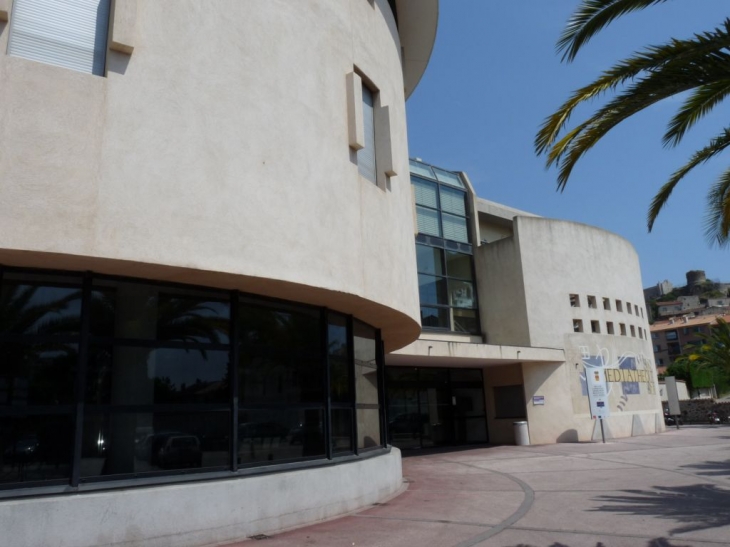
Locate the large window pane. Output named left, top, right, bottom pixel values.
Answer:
left=1, top=276, right=82, bottom=336
left=90, top=281, right=230, bottom=343
left=239, top=303, right=323, bottom=405
left=412, top=178, right=439, bottom=208
left=445, top=251, right=473, bottom=280
left=86, top=346, right=229, bottom=405
left=409, top=161, right=435, bottom=179
left=354, top=322, right=378, bottom=405
left=0, top=414, right=73, bottom=485
left=418, top=275, right=447, bottom=306
left=0, top=342, right=78, bottom=406
left=238, top=408, right=325, bottom=465
left=416, top=245, right=444, bottom=276
left=80, top=411, right=230, bottom=478
left=439, top=186, right=467, bottom=216
left=331, top=408, right=353, bottom=454
left=328, top=313, right=351, bottom=403
left=416, top=206, right=441, bottom=237
left=442, top=213, right=469, bottom=243
left=357, top=408, right=381, bottom=450
left=453, top=309, right=479, bottom=334
left=432, top=167, right=465, bottom=188
left=448, top=280, right=475, bottom=309
left=420, top=307, right=448, bottom=329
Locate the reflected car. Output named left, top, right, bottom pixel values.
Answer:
left=388, top=413, right=426, bottom=437
left=238, top=422, right=289, bottom=442
left=157, top=435, right=202, bottom=468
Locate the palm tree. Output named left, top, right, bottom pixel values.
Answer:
left=535, top=0, right=730, bottom=247
left=684, top=317, right=730, bottom=376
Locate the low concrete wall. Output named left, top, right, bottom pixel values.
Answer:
left=1, top=450, right=402, bottom=547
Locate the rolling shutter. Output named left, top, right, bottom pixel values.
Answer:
left=8, top=0, right=110, bottom=76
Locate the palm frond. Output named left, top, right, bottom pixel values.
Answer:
left=663, top=80, right=730, bottom=147
left=647, top=129, right=730, bottom=231
left=559, top=0, right=670, bottom=62
left=536, top=23, right=730, bottom=156
left=703, top=167, right=730, bottom=247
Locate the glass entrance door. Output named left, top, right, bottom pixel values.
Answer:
left=385, top=366, right=487, bottom=449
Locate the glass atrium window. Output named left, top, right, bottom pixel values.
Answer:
left=411, top=160, right=480, bottom=334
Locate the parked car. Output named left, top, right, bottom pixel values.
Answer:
left=156, top=435, right=202, bottom=469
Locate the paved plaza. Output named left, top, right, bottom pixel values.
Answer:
left=224, top=426, right=730, bottom=547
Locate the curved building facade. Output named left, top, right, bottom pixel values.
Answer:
left=0, top=1, right=438, bottom=545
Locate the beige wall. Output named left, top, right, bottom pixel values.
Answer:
left=0, top=0, right=424, bottom=351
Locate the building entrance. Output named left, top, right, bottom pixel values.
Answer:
left=385, top=367, right=488, bottom=449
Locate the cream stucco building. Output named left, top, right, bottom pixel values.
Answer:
left=0, top=2, right=664, bottom=546
left=387, top=160, right=664, bottom=448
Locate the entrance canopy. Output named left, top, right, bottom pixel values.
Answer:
left=387, top=339, right=565, bottom=368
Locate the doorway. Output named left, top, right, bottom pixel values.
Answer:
left=385, top=367, right=488, bottom=449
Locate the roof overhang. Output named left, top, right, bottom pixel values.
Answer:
left=395, top=0, right=439, bottom=98
left=387, top=339, right=566, bottom=368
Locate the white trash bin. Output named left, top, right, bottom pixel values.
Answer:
left=513, top=421, right=530, bottom=446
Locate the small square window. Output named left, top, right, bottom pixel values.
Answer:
left=654, top=344, right=661, bottom=352
left=630, top=325, right=636, bottom=337
left=616, top=300, right=623, bottom=312
left=606, top=322, right=615, bottom=335
left=591, top=320, right=600, bottom=333
left=603, top=297, right=611, bottom=311
left=658, top=358, right=664, bottom=365
left=587, top=296, right=597, bottom=309
left=569, top=294, right=580, bottom=307
left=573, top=319, right=584, bottom=333
left=651, top=332, right=658, bottom=339
left=627, top=302, right=632, bottom=314
left=620, top=323, right=627, bottom=336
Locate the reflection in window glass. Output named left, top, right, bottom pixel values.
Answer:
left=432, top=167, right=465, bottom=188
left=0, top=415, right=73, bottom=485
left=328, top=313, right=351, bottom=403
left=418, top=275, right=447, bottom=306
left=331, top=408, right=353, bottom=454
left=0, top=343, right=78, bottom=406
left=420, top=307, right=449, bottom=329
left=239, top=304, right=323, bottom=404
left=453, top=309, right=479, bottom=334
left=80, top=411, right=230, bottom=478
left=357, top=408, right=381, bottom=450
left=409, top=160, right=435, bottom=179
left=416, top=244, right=444, bottom=276
left=445, top=251, right=473, bottom=280
left=448, top=280, right=475, bottom=308
left=354, top=322, right=378, bottom=406
left=0, top=279, right=82, bottom=336
left=238, top=408, right=324, bottom=465
left=86, top=346, right=229, bottom=405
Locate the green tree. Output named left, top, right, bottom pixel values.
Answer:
left=535, top=0, right=730, bottom=247
left=685, top=317, right=730, bottom=376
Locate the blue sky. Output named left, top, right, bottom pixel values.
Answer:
left=406, top=1, right=729, bottom=289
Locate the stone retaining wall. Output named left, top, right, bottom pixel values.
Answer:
left=663, top=398, right=730, bottom=422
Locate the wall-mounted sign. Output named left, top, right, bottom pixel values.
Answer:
left=533, top=396, right=545, bottom=406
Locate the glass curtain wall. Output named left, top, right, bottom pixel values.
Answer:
left=386, top=366, right=487, bottom=449
left=0, top=268, right=384, bottom=493
left=410, top=160, right=480, bottom=334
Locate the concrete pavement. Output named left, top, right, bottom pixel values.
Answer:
left=222, top=426, right=730, bottom=547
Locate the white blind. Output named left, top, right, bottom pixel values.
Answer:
left=440, top=186, right=466, bottom=216
left=357, top=85, right=377, bottom=183
left=413, top=179, right=438, bottom=208
left=8, top=0, right=110, bottom=76
left=442, top=213, right=469, bottom=243
left=416, top=206, right=441, bottom=237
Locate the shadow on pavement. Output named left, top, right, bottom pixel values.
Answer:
left=591, top=484, right=730, bottom=534
left=508, top=539, right=692, bottom=547
left=681, top=459, right=730, bottom=477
